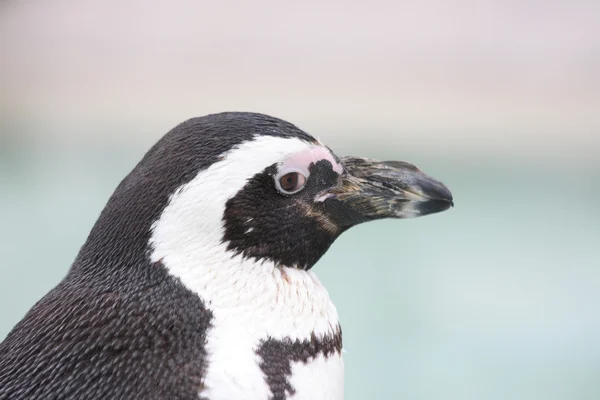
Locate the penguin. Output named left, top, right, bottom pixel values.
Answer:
left=0, top=112, right=453, bottom=400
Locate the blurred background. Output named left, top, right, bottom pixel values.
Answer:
left=1, top=1, right=599, bottom=399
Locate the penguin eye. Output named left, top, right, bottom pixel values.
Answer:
left=277, top=172, right=307, bottom=194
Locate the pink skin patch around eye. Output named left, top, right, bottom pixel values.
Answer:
left=280, top=147, right=344, bottom=175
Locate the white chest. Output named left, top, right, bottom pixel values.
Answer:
left=194, top=266, right=344, bottom=400
left=151, top=242, right=343, bottom=399
left=287, top=353, right=344, bottom=400
left=200, top=336, right=344, bottom=400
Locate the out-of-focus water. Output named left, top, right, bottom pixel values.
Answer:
left=1, top=139, right=599, bottom=399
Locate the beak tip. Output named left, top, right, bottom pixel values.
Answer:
left=422, top=181, right=453, bottom=204
left=441, top=190, right=454, bottom=210
left=420, top=186, right=454, bottom=215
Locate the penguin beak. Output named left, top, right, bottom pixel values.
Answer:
left=325, top=156, right=453, bottom=223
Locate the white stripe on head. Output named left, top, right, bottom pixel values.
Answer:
left=150, top=135, right=315, bottom=269
left=148, top=134, right=342, bottom=399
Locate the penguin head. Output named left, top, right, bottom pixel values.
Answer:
left=78, top=112, right=452, bottom=274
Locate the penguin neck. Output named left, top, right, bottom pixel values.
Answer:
left=151, top=240, right=339, bottom=341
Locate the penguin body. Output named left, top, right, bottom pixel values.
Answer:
left=0, top=113, right=452, bottom=399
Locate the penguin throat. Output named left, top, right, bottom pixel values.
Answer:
left=154, top=250, right=339, bottom=341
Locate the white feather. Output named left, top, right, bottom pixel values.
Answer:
left=149, top=135, right=344, bottom=400
left=288, top=353, right=344, bottom=400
